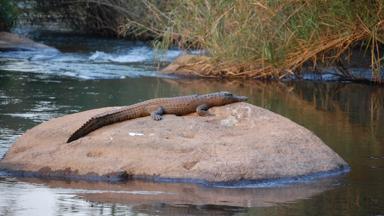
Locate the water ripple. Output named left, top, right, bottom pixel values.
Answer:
left=0, top=43, right=182, bottom=80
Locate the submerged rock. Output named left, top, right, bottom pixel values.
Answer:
left=0, top=102, right=348, bottom=183
left=0, top=32, right=57, bottom=51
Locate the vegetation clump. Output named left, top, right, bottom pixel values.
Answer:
left=32, top=0, right=173, bottom=39
left=155, top=0, right=384, bottom=81
left=0, top=0, right=18, bottom=31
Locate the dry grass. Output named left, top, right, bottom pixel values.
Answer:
left=155, top=0, right=384, bottom=81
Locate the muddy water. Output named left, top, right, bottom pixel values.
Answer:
left=0, top=34, right=383, bottom=215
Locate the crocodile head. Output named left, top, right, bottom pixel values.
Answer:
left=215, top=91, right=248, bottom=105
left=222, top=91, right=247, bottom=101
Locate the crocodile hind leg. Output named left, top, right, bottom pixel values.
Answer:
left=151, top=106, right=165, bottom=121
left=196, top=104, right=213, bottom=116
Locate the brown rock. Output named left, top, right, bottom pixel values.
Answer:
left=0, top=32, right=57, bottom=51
left=0, top=102, right=348, bottom=183
left=161, top=54, right=212, bottom=77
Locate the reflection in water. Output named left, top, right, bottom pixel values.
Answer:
left=0, top=177, right=339, bottom=215
left=0, top=70, right=384, bottom=215
left=0, top=177, right=135, bottom=216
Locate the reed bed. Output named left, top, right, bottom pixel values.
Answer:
left=155, top=0, right=384, bottom=81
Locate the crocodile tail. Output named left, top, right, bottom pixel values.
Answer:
left=66, top=112, right=121, bottom=143
left=66, top=105, right=144, bottom=143
left=67, top=117, right=100, bottom=143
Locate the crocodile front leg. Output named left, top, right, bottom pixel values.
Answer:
left=151, top=106, right=165, bottom=121
left=196, top=104, right=212, bottom=116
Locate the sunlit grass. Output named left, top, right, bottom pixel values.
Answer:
left=153, top=0, right=384, bottom=80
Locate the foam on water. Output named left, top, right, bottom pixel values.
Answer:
left=0, top=42, right=182, bottom=80
left=89, top=47, right=152, bottom=63
left=88, top=47, right=183, bottom=63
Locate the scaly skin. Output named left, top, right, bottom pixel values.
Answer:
left=67, top=91, right=247, bottom=143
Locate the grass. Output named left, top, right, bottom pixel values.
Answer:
left=154, top=0, right=384, bottom=81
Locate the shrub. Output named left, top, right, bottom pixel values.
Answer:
left=32, top=0, right=173, bottom=38
left=0, top=0, right=18, bottom=31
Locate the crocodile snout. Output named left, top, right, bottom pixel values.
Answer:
left=235, top=96, right=248, bottom=102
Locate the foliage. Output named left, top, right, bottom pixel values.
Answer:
left=33, top=0, right=173, bottom=39
left=0, top=0, right=18, bottom=30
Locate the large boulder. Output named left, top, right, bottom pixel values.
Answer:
left=0, top=102, right=349, bottom=183
left=0, top=32, right=57, bottom=51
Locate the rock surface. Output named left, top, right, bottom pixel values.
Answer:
left=0, top=102, right=348, bottom=183
left=0, top=31, right=57, bottom=51
left=161, top=55, right=211, bottom=77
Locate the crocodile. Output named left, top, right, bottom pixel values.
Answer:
left=67, top=91, right=247, bottom=143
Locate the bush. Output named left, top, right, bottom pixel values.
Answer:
left=0, top=0, right=18, bottom=31
left=33, top=0, right=173, bottom=38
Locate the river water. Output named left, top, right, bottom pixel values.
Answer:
left=0, top=33, right=383, bottom=215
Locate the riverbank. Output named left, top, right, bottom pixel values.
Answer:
left=1, top=30, right=381, bottom=83
left=8, top=0, right=384, bottom=82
